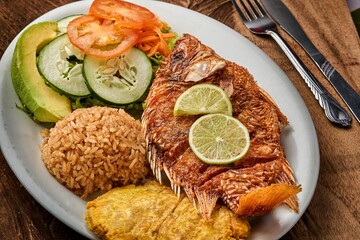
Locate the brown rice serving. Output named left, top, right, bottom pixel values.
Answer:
left=41, top=106, right=149, bottom=199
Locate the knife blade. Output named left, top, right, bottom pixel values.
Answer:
left=262, top=0, right=360, bottom=124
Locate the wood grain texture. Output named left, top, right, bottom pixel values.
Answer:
left=0, top=2, right=86, bottom=239
left=0, top=0, right=359, bottom=239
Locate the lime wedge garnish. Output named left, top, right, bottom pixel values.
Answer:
left=173, top=84, right=232, bottom=116
left=189, top=113, right=250, bottom=165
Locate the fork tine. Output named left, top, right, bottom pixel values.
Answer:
left=231, top=0, right=249, bottom=21
left=251, top=0, right=266, bottom=17
left=247, top=0, right=262, bottom=19
left=241, top=0, right=258, bottom=20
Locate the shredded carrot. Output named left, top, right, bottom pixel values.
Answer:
left=137, top=33, right=176, bottom=44
left=138, top=30, right=158, bottom=37
left=137, top=43, right=152, bottom=52
left=81, top=1, right=176, bottom=58
left=134, top=24, right=176, bottom=57
left=115, top=13, right=176, bottom=57
left=146, top=42, right=160, bottom=57
left=155, top=28, right=171, bottom=56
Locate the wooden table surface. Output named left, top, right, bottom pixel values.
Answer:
left=1, top=0, right=359, bottom=239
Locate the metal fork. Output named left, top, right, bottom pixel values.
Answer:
left=231, top=0, right=351, bottom=127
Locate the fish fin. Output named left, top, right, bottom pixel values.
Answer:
left=258, top=88, right=288, bottom=125
left=148, top=144, right=163, bottom=184
left=284, top=194, right=300, bottom=212
left=236, top=183, right=301, bottom=217
left=183, top=185, right=197, bottom=209
left=195, top=188, right=220, bottom=220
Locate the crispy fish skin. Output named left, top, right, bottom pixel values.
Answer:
left=85, top=181, right=250, bottom=240
left=197, top=157, right=300, bottom=216
left=142, top=34, right=300, bottom=219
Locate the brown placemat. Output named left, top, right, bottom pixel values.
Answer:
left=284, top=0, right=360, bottom=89
left=232, top=0, right=360, bottom=117
left=230, top=1, right=360, bottom=238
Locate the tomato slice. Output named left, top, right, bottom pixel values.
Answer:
left=89, top=0, right=158, bottom=29
left=67, top=15, right=139, bottom=58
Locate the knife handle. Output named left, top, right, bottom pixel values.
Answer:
left=312, top=54, right=360, bottom=124
left=267, top=30, right=351, bottom=127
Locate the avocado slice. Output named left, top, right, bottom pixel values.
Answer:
left=11, top=21, right=72, bottom=122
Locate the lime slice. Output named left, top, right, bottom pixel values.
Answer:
left=189, top=114, right=250, bottom=165
left=173, top=84, right=232, bottom=116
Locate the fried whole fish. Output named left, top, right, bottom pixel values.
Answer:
left=86, top=181, right=250, bottom=240
left=142, top=34, right=301, bottom=219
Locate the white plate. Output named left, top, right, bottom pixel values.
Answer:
left=0, top=0, right=319, bottom=239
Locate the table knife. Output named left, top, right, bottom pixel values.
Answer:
left=262, top=0, right=360, bottom=124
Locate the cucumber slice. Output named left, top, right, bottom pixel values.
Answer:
left=57, top=14, right=82, bottom=34
left=37, top=34, right=90, bottom=97
left=83, top=48, right=152, bottom=105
